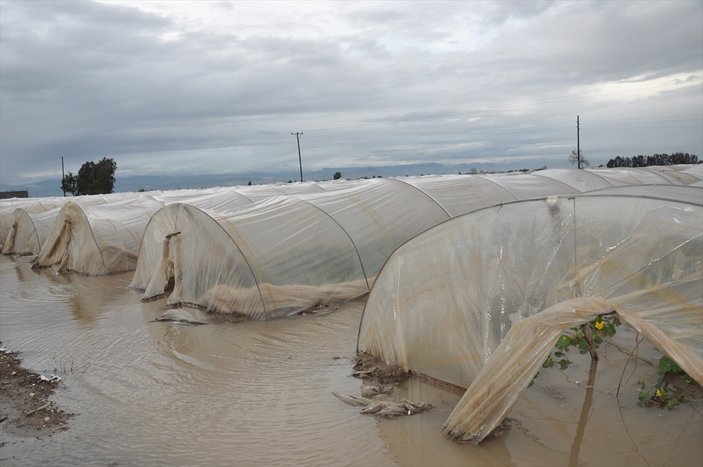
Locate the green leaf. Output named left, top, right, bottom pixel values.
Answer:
left=555, top=335, right=572, bottom=351
left=658, top=356, right=683, bottom=375
left=638, top=390, right=652, bottom=403
left=577, top=339, right=589, bottom=353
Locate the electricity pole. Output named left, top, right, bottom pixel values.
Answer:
left=576, top=115, right=581, bottom=169
left=291, top=131, right=304, bottom=182
left=61, top=156, right=66, bottom=196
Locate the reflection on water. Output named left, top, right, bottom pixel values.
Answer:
left=1, top=256, right=701, bottom=466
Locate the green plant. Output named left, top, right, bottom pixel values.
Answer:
left=542, top=314, right=620, bottom=369
left=638, top=383, right=682, bottom=409
left=638, top=355, right=695, bottom=409
left=658, top=355, right=683, bottom=375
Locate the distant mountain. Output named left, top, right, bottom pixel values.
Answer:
left=1, top=161, right=545, bottom=198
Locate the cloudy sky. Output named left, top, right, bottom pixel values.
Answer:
left=1, top=0, right=701, bottom=186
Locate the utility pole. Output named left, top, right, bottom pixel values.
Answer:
left=291, top=131, right=304, bottom=182
left=61, top=156, right=66, bottom=196
left=577, top=115, right=581, bottom=169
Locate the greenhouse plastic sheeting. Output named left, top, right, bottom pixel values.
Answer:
left=2, top=194, right=112, bottom=256
left=131, top=178, right=451, bottom=318
left=2, top=207, right=62, bottom=255
left=358, top=187, right=702, bottom=440
left=585, top=167, right=680, bottom=185
left=159, top=188, right=254, bottom=212
left=581, top=184, right=703, bottom=205
left=397, top=175, right=517, bottom=216
left=683, top=164, right=703, bottom=179
left=295, top=178, right=451, bottom=276
left=238, top=181, right=326, bottom=201
left=34, top=195, right=164, bottom=275
left=0, top=197, right=66, bottom=248
left=534, top=169, right=614, bottom=192
left=131, top=169, right=696, bottom=319
left=131, top=197, right=369, bottom=319
left=646, top=165, right=701, bottom=184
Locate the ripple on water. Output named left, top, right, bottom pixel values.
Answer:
left=2, top=255, right=701, bottom=467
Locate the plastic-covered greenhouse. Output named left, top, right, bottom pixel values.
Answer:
left=2, top=195, right=113, bottom=256
left=3, top=207, right=63, bottom=256
left=357, top=185, right=702, bottom=443
left=130, top=178, right=448, bottom=319
left=130, top=168, right=698, bottom=319
left=0, top=197, right=66, bottom=249
left=33, top=195, right=165, bottom=275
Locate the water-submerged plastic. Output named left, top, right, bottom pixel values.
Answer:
left=358, top=185, right=703, bottom=443
left=33, top=195, right=165, bottom=275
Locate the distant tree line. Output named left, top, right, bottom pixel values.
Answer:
left=606, top=152, right=698, bottom=168
left=62, top=157, right=117, bottom=196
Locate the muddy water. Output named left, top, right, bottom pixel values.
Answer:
left=1, top=255, right=701, bottom=466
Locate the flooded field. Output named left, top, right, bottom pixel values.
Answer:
left=1, top=255, right=701, bottom=466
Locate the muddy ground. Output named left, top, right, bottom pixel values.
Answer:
left=0, top=343, right=72, bottom=444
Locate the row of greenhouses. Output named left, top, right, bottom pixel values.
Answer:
left=2, top=164, right=702, bottom=444
left=1, top=166, right=701, bottom=319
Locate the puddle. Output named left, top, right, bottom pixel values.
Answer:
left=1, top=256, right=701, bottom=466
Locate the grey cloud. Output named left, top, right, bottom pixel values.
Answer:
left=0, top=0, right=701, bottom=186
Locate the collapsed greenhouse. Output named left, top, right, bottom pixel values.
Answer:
left=357, top=185, right=703, bottom=443
left=1, top=194, right=114, bottom=256
left=2, top=206, right=63, bottom=256
left=33, top=195, right=165, bottom=275
left=0, top=197, right=66, bottom=250
left=130, top=167, right=700, bottom=319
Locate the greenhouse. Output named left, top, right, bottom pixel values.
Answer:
left=130, top=168, right=697, bottom=319
left=2, top=207, right=62, bottom=256
left=0, top=197, right=66, bottom=249
left=357, top=185, right=702, bottom=443
left=2, top=195, right=114, bottom=256
left=33, top=195, right=165, bottom=275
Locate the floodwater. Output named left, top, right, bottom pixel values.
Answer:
left=1, top=255, right=701, bottom=466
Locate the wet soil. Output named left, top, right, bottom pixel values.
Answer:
left=0, top=344, right=72, bottom=441
left=353, top=352, right=410, bottom=384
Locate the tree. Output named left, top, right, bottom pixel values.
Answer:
left=606, top=152, right=698, bottom=168
left=333, top=171, right=342, bottom=180
left=61, top=157, right=117, bottom=196
left=569, top=149, right=590, bottom=169
left=61, top=171, right=77, bottom=195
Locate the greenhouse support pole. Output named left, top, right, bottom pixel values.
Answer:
left=291, top=131, right=304, bottom=182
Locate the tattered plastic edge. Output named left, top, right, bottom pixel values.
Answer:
left=441, top=296, right=703, bottom=444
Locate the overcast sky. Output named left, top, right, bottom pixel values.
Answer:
left=1, top=0, right=701, bottom=185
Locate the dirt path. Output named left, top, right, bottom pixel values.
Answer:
left=0, top=344, right=72, bottom=443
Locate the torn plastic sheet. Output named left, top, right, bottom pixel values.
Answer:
left=442, top=296, right=703, bottom=443
left=358, top=187, right=703, bottom=444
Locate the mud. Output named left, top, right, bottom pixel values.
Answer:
left=0, top=346, right=72, bottom=440
left=353, top=352, right=410, bottom=384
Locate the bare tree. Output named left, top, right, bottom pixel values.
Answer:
left=569, top=149, right=590, bottom=169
